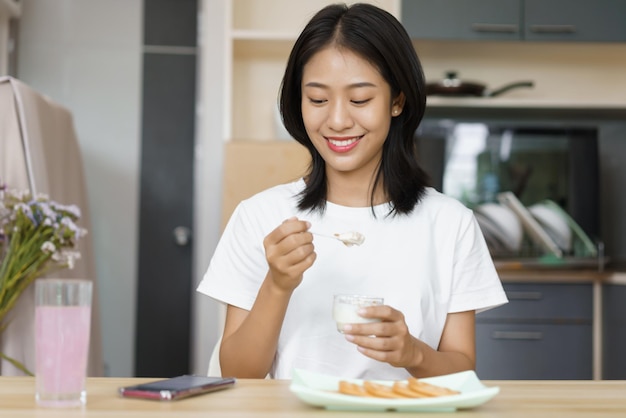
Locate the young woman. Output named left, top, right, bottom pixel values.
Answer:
left=197, top=3, right=507, bottom=380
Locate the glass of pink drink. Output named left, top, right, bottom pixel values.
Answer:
left=35, top=279, right=92, bottom=407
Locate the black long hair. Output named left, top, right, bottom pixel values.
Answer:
left=279, top=3, right=430, bottom=216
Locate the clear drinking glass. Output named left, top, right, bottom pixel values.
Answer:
left=35, top=278, right=92, bottom=407
left=332, top=294, right=384, bottom=333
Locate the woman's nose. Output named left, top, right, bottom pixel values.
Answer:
left=327, top=102, right=354, bottom=131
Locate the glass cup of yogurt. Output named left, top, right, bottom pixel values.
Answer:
left=332, top=294, right=384, bottom=333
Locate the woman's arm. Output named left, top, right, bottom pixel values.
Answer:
left=405, top=310, right=475, bottom=377
left=343, top=309, right=475, bottom=378
left=219, top=282, right=291, bottom=378
left=218, top=218, right=316, bottom=378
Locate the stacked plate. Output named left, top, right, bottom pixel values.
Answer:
left=474, top=194, right=597, bottom=259
left=474, top=203, right=523, bottom=256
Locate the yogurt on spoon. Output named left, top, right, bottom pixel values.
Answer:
left=333, top=231, right=365, bottom=247
left=311, top=230, right=365, bottom=247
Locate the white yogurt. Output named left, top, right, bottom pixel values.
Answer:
left=332, top=295, right=383, bottom=333
left=334, top=231, right=365, bottom=247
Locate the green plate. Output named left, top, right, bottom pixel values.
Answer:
left=289, top=369, right=499, bottom=412
left=540, top=199, right=597, bottom=258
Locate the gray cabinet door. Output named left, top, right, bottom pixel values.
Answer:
left=402, top=0, right=626, bottom=42
left=603, top=285, right=626, bottom=379
left=478, top=283, right=592, bottom=320
left=476, top=282, right=592, bottom=379
left=476, top=323, right=592, bottom=379
left=135, top=0, right=198, bottom=378
left=525, top=0, right=626, bottom=42
left=401, top=0, right=522, bottom=41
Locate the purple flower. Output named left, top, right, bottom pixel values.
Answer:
left=50, top=202, right=81, bottom=219
left=34, top=201, right=56, bottom=220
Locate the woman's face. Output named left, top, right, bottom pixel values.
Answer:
left=301, top=46, right=403, bottom=180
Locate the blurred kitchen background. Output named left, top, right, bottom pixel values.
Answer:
left=1, top=0, right=626, bottom=380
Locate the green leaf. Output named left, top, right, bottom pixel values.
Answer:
left=0, top=351, right=34, bottom=376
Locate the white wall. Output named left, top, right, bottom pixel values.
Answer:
left=191, top=0, right=227, bottom=377
left=17, top=0, right=143, bottom=377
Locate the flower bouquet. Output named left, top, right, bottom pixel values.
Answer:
left=0, top=184, right=86, bottom=375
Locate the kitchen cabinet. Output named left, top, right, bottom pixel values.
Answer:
left=401, top=0, right=626, bottom=42
left=476, top=283, right=593, bottom=379
left=524, top=0, right=626, bottom=42
left=402, top=0, right=520, bottom=42
left=603, top=284, right=626, bottom=379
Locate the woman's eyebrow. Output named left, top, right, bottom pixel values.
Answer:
left=303, top=81, right=378, bottom=89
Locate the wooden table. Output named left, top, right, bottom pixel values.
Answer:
left=1, top=377, right=626, bottom=417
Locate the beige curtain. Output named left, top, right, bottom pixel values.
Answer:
left=0, top=76, right=104, bottom=376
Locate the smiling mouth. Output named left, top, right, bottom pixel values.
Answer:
left=326, top=136, right=363, bottom=147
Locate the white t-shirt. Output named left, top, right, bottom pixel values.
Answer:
left=197, top=179, right=508, bottom=380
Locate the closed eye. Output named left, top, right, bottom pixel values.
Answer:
left=351, top=99, right=372, bottom=105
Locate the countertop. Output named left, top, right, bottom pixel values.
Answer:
left=496, top=267, right=626, bottom=285
left=424, top=97, right=626, bottom=120
left=2, top=376, right=626, bottom=417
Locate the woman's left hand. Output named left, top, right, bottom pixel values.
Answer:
left=341, top=305, right=424, bottom=369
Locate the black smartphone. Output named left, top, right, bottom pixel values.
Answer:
left=118, top=375, right=236, bottom=401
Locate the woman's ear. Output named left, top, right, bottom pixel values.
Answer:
left=391, top=92, right=406, bottom=117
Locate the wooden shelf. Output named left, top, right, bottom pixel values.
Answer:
left=424, top=97, right=626, bottom=120
left=231, top=30, right=297, bottom=42
left=427, top=96, right=626, bottom=110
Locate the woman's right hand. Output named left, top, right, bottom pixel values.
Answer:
left=263, top=217, right=316, bottom=292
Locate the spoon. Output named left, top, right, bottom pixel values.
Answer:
left=311, top=230, right=365, bottom=247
